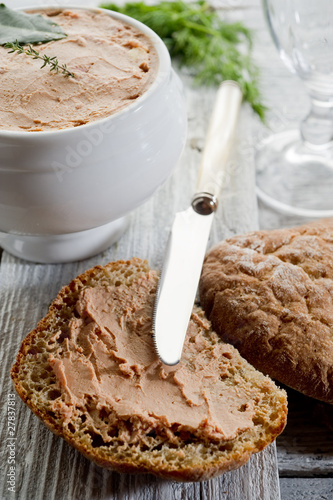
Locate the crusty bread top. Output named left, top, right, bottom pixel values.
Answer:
left=200, top=219, right=333, bottom=404
left=11, top=258, right=287, bottom=482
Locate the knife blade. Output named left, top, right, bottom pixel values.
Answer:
left=153, top=81, right=242, bottom=365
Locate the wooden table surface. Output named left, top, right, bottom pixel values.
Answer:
left=0, top=1, right=332, bottom=499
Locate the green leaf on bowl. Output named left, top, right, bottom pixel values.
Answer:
left=0, top=3, right=67, bottom=45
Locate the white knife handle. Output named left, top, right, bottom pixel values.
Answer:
left=194, top=81, right=242, bottom=203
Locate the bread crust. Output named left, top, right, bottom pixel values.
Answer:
left=200, top=219, right=333, bottom=404
left=11, top=258, right=287, bottom=481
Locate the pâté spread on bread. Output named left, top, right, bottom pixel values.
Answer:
left=0, top=8, right=158, bottom=131
left=48, top=273, right=264, bottom=444
left=11, top=259, right=287, bottom=481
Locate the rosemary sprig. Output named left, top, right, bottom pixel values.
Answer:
left=101, top=0, right=266, bottom=120
left=4, top=41, right=75, bottom=78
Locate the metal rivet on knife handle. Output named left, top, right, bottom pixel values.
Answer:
left=192, top=192, right=218, bottom=216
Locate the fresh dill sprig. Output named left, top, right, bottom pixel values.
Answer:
left=4, top=41, right=75, bottom=78
left=101, top=0, right=266, bottom=120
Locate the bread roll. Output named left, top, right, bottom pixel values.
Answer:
left=200, top=219, right=333, bottom=405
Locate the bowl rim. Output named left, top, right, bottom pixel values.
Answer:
left=0, top=4, right=171, bottom=138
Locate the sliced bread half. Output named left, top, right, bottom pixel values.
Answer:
left=11, top=258, right=287, bottom=482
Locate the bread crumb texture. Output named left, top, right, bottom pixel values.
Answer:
left=200, top=219, right=333, bottom=405
left=11, top=258, right=287, bottom=481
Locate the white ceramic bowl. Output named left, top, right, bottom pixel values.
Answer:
left=0, top=5, right=187, bottom=263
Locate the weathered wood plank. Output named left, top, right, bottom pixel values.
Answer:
left=280, top=478, right=333, bottom=500
left=276, top=387, right=333, bottom=477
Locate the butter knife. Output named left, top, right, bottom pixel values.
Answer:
left=153, top=80, right=242, bottom=365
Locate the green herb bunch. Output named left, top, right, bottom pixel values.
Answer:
left=101, top=0, right=265, bottom=120
left=4, top=41, right=75, bottom=78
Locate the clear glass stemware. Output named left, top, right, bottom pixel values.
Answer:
left=256, top=0, right=333, bottom=217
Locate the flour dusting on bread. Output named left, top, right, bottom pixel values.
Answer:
left=200, top=219, right=333, bottom=404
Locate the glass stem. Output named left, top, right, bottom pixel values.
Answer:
left=300, top=95, right=333, bottom=148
